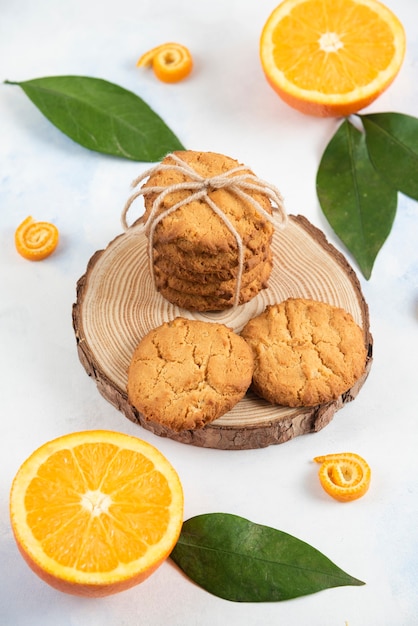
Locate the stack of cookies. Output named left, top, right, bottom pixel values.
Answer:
left=139, top=150, right=285, bottom=311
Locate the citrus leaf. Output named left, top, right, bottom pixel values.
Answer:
left=170, top=513, right=364, bottom=602
left=360, top=112, right=418, bottom=201
left=5, top=76, right=184, bottom=161
left=316, top=118, right=398, bottom=279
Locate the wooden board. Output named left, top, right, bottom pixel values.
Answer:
left=72, top=215, right=373, bottom=450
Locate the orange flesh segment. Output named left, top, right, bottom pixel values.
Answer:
left=25, top=444, right=172, bottom=572
left=272, top=2, right=396, bottom=94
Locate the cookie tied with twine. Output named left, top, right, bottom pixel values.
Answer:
left=121, top=150, right=288, bottom=311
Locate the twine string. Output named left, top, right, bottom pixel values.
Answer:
left=121, top=153, right=288, bottom=307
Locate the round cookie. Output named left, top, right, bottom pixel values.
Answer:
left=142, top=150, right=274, bottom=256
left=153, top=245, right=271, bottom=283
left=157, top=270, right=271, bottom=311
left=127, top=317, right=254, bottom=431
left=241, top=298, right=367, bottom=407
left=154, top=256, right=273, bottom=298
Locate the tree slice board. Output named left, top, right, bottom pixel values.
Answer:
left=72, top=215, right=373, bottom=450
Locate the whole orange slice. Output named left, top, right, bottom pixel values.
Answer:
left=260, top=0, right=406, bottom=117
left=9, top=430, right=184, bottom=597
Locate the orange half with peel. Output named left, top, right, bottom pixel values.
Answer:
left=260, top=0, right=406, bottom=117
left=9, top=430, right=184, bottom=597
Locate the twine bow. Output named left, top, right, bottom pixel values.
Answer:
left=121, top=153, right=288, bottom=307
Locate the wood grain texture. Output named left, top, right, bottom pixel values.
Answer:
left=72, top=215, right=373, bottom=449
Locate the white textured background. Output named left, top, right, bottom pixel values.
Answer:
left=1, top=1, right=417, bottom=624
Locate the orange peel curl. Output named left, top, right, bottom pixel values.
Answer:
left=313, top=452, right=371, bottom=502
left=137, top=42, right=193, bottom=83
left=15, top=216, right=59, bottom=261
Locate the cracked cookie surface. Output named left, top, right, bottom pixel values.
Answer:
left=142, top=151, right=274, bottom=255
left=127, top=317, right=254, bottom=431
left=241, top=298, right=367, bottom=407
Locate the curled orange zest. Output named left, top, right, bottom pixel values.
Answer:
left=15, top=216, right=59, bottom=261
left=313, top=452, right=371, bottom=502
left=137, top=42, right=193, bottom=83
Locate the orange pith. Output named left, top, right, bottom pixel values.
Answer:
left=260, top=0, right=406, bottom=117
left=314, top=452, right=371, bottom=502
left=137, top=43, right=193, bottom=83
left=9, top=430, right=184, bottom=597
left=15, top=216, right=59, bottom=261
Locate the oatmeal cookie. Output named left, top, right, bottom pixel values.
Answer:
left=143, top=150, right=274, bottom=255
left=241, top=298, right=367, bottom=407
left=154, top=255, right=273, bottom=298
left=157, top=269, right=271, bottom=311
left=127, top=317, right=254, bottom=431
left=153, top=244, right=271, bottom=282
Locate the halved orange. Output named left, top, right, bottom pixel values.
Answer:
left=9, top=430, right=184, bottom=597
left=260, top=0, right=406, bottom=117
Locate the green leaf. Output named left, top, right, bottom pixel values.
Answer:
left=360, top=112, right=418, bottom=201
left=170, top=513, right=364, bottom=602
left=5, top=76, right=184, bottom=161
left=316, top=118, right=398, bottom=279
